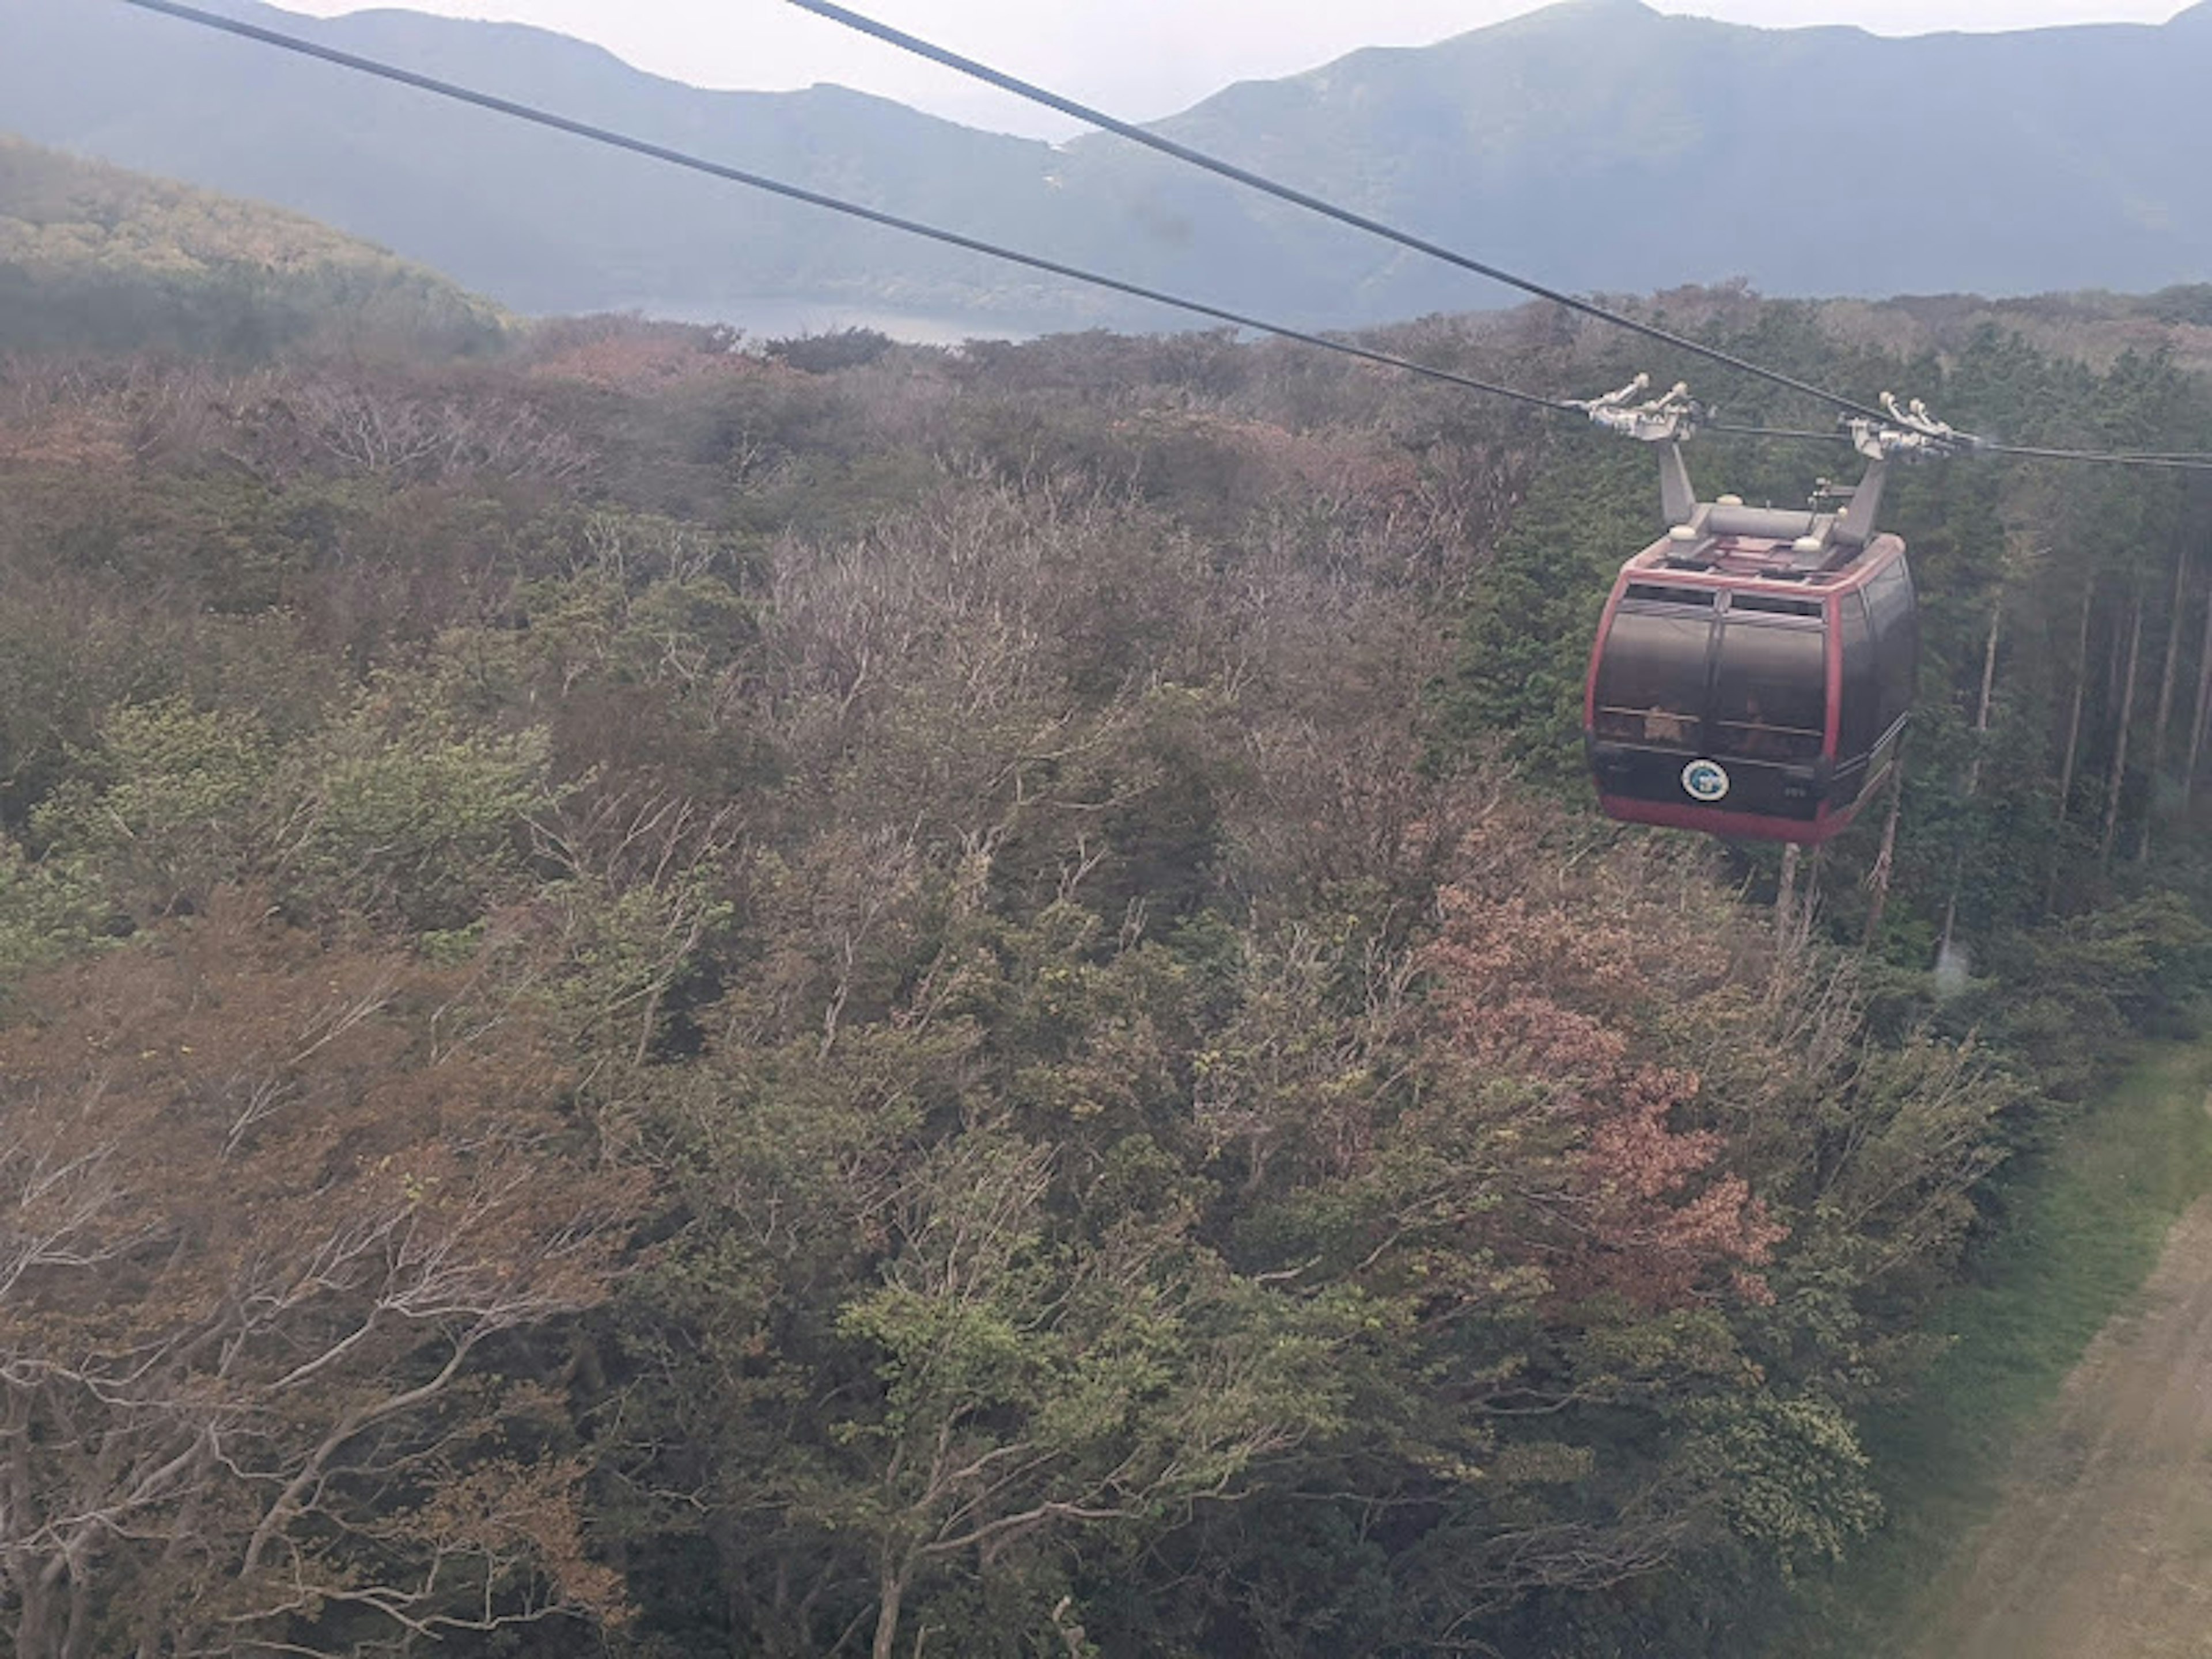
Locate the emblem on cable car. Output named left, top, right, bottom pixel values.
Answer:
left=1681, top=759, right=1731, bottom=802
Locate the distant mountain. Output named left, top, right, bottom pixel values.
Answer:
left=0, top=0, right=1070, bottom=334
left=1092, top=0, right=2212, bottom=315
left=0, top=130, right=502, bottom=354
left=4, top=0, right=2209, bottom=335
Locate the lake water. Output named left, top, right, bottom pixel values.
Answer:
left=605, top=296, right=1036, bottom=346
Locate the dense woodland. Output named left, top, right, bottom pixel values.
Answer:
left=2, top=198, right=2212, bottom=1658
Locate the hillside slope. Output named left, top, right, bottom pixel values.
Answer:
left=0, top=0, right=1064, bottom=328
left=0, top=132, right=502, bottom=354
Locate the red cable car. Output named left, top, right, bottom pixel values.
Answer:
left=1583, top=435, right=1919, bottom=844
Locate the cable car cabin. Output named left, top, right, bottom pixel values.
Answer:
left=1584, top=494, right=1918, bottom=844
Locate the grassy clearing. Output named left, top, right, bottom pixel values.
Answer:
left=1778, top=1040, right=2212, bottom=1657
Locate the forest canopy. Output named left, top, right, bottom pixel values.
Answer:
left=1, top=206, right=2210, bottom=1657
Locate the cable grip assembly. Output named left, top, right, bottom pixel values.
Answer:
left=1574, top=374, right=1700, bottom=443
left=1849, top=393, right=1961, bottom=460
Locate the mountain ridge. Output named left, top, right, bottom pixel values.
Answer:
left=2, top=0, right=2206, bottom=334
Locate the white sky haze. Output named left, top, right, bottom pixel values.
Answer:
left=268, top=0, right=2200, bottom=138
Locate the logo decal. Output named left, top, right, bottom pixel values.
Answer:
left=1681, top=759, right=1731, bottom=803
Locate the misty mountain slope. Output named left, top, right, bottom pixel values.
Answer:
left=0, top=129, right=502, bottom=352
left=3, top=0, right=2209, bottom=332
left=0, top=0, right=1067, bottom=320
left=1065, top=0, right=2212, bottom=313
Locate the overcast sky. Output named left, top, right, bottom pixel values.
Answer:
left=272, top=0, right=2198, bottom=138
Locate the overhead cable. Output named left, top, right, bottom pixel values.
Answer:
left=1969, top=441, right=2212, bottom=471
left=790, top=1, right=2212, bottom=471
left=112, top=0, right=1578, bottom=415
left=1699, top=425, right=2212, bottom=469
left=1703, top=423, right=1854, bottom=444
left=785, top=0, right=1895, bottom=424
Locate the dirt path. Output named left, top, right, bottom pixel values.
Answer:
left=1910, top=1118, right=2212, bottom=1659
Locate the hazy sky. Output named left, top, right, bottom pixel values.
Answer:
left=272, top=0, right=2198, bottom=137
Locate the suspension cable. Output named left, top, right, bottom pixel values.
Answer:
left=1711, top=425, right=2212, bottom=470
left=1970, top=440, right=2212, bottom=471
left=791, top=1, right=2212, bottom=471
left=785, top=0, right=1895, bottom=425
left=1704, top=424, right=1854, bottom=444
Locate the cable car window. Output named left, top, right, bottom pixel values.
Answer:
left=1730, top=593, right=1823, bottom=618
left=1593, top=611, right=1710, bottom=745
left=1626, top=583, right=1715, bottom=607
left=1711, top=619, right=1825, bottom=760
left=1839, top=592, right=1877, bottom=757
left=1865, top=560, right=1911, bottom=631
left=1864, top=559, right=1917, bottom=732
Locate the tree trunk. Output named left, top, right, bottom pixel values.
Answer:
left=2106, top=589, right=2128, bottom=707
left=3, top=1403, right=52, bottom=1659
left=2049, top=584, right=2094, bottom=911
left=1942, top=603, right=2002, bottom=959
left=1863, top=761, right=1906, bottom=945
left=2139, top=546, right=2190, bottom=861
left=1970, top=601, right=2002, bottom=792
left=2186, top=571, right=2212, bottom=805
left=59, top=1567, right=93, bottom=1659
left=15, top=1571, right=54, bottom=1659
left=873, top=1558, right=907, bottom=1659
left=2101, top=594, right=2145, bottom=870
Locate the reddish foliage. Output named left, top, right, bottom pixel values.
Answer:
left=1419, top=873, right=1785, bottom=1310
left=520, top=315, right=797, bottom=392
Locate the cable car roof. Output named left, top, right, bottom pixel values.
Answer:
left=1622, top=531, right=1906, bottom=591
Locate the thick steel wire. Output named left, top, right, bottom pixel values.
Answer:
left=787, top=0, right=1894, bottom=424
left=113, top=0, right=1579, bottom=415
left=1972, top=441, right=2212, bottom=471
left=1705, top=425, right=1851, bottom=444
left=790, top=0, right=2212, bottom=472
